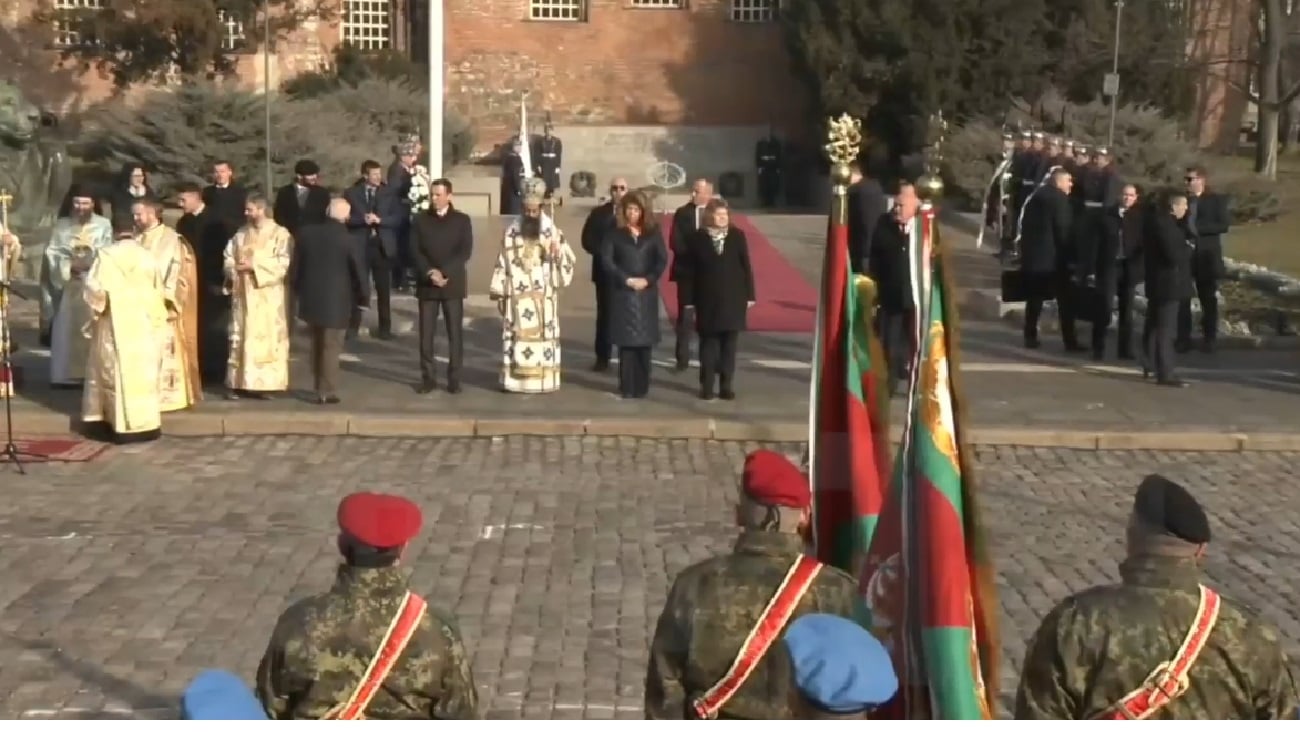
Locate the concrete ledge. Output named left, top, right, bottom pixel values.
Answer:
left=966, top=428, right=1100, bottom=450
left=586, top=418, right=713, bottom=439
left=220, top=412, right=350, bottom=436
left=349, top=416, right=476, bottom=437
left=475, top=418, right=588, bottom=436
left=712, top=420, right=806, bottom=442
left=1096, top=431, right=1246, bottom=451
left=1241, top=433, right=1300, bottom=451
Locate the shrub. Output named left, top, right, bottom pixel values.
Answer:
left=1218, top=178, right=1282, bottom=225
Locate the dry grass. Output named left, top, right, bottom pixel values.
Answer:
left=1215, top=151, right=1300, bottom=277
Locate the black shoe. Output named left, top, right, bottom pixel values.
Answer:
left=224, top=389, right=240, bottom=401
left=1090, top=348, right=1105, bottom=361
left=1024, top=335, right=1040, bottom=349
left=719, top=389, right=736, bottom=401
left=1200, top=340, right=1216, bottom=354
left=699, top=388, right=715, bottom=400
left=1064, top=343, right=1088, bottom=354
left=1157, top=378, right=1189, bottom=388
left=674, top=363, right=689, bottom=373
left=324, top=395, right=340, bottom=405
left=1117, top=349, right=1133, bottom=360
left=374, top=331, right=396, bottom=341
left=446, top=382, right=462, bottom=394
left=592, top=360, right=609, bottom=373
left=250, top=391, right=272, bottom=400
left=416, top=381, right=436, bottom=394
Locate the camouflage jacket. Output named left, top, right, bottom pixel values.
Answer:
left=256, top=564, right=480, bottom=720
left=1015, top=555, right=1299, bottom=720
left=644, top=530, right=861, bottom=720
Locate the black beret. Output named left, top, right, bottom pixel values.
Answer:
left=294, top=159, right=320, bottom=176
left=1134, top=474, right=1211, bottom=544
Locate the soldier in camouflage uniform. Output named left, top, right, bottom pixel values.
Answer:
left=256, top=492, right=480, bottom=720
left=1016, top=474, right=1299, bottom=720
left=644, top=450, right=861, bottom=720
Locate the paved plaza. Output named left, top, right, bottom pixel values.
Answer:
left=1, top=436, right=1299, bottom=719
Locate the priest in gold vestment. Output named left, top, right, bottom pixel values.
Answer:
left=223, top=194, right=292, bottom=399
left=82, top=228, right=168, bottom=443
left=488, top=193, right=577, bottom=394
left=134, top=198, right=202, bottom=412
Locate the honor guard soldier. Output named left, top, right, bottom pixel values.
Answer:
left=257, top=492, right=480, bottom=720
left=1016, top=475, right=1300, bottom=720
left=783, top=614, right=899, bottom=719
left=755, top=130, right=784, bottom=208
left=1010, top=130, right=1038, bottom=242
left=532, top=122, right=563, bottom=199
left=1076, top=146, right=1122, bottom=303
left=644, top=450, right=861, bottom=719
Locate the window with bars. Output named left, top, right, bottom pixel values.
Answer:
left=218, top=9, right=248, bottom=52
left=342, top=0, right=392, bottom=50
left=729, top=0, right=775, bottom=22
left=528, top=0, right=586, bottom=22
left=628, top=0, right=683, bottom=7
left=51, top=0, right=104, bottom=47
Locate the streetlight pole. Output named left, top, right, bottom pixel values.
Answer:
left=1106, top=0, right=1124, bottom=147
left=427, top=0, right=443, bottom=177
left=263, top=2, right=273, bottom=195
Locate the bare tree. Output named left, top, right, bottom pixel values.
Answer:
left=1246, top=0, right=1300, bottom=178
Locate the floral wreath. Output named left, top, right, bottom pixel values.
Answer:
left=407, top=164, right=434, bottom=215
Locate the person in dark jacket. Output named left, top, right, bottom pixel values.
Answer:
left=273, top=159, right=330, bottom=239
left=1020, top=169, right=1084, bottom=351
left=386, top=141, right=419, bottom=291
left=847, top=161, right=887, bottom=275
left=291, top=197, right=367, bottom=404
left=202, top=160, right=250, bottom=246
left=1092, top=184, right=1144, bottom=360
left=410, top=178, right=473, bottom=394
left=1177, top=165, right=1231, bottom=353
left=676, top=198, right=755, bottom=401
left=108, top=162, right=154, bottom=232
left=499, top=138, right=526, bottom=216
left=579, top=177, right=628, bottom=371
left=599, top=191, right=668, bottom=399
left=868, top=183, right=921, bottom=394
left=343, top=160, right=404, bottom=340
left=669, top=178, right=713, bottom=370
left=1144, top=194, right=1195, bottom=387
left=176, top=183, right=232, bottom=384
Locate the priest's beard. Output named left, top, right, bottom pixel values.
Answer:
left=520, top=214, right=542, bottom=240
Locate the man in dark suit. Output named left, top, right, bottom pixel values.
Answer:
left=1020, top=169, right=1083, bottom=351
left=1177, top=165, right=1231, bottom=353
left=868, top=183, right=919, bottom=395
left=201, top=160, right=249, bottom=246
left=291, top=197, right=368, bottom=404
left=580, top=176, right=627, bottom=371
left=273, top=159, right=330, bottom=239
left=1092, top=184, right=1144, bottom=360
left=176, top=183, right=231, bottom=385
left=669, top=178, right=713, bottom=371
left=1145, top=194, right=1195, bottom=387
left=499, top=138, right=526, bottom=216
left=386, top=142, right=419, bottom=292
left=410, top=178, right=473, bottom=394
left=847, top=160, right=887, bottom=275
left=344, top=160, right=403, bottom=340
left=532, top=123, right=563, bottom=198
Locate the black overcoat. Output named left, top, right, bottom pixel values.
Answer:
left=676, top=227, right=756, bottom=335
left=292, top=220, right=368, bottom=329
left=599, top=226, right=668, bottom=348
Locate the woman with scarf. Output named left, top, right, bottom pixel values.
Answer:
left=108, top=161, right=155, bottom=232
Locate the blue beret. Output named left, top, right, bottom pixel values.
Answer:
left=181, top=670, right=267, bottom=720
left=783, top=614, right=898, bottom=714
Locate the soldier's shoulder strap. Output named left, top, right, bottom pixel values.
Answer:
left=1096, top=584, right=1221, bottom=721
left=691, top=554, right=823, bottom=720
left=323, top=590, right=429, bottom=721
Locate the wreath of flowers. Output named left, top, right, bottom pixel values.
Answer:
left=407, top=164, right=433, bottom=215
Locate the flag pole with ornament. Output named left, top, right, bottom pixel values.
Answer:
left=859, top=112, right=1001, bottom=719
left=808, top=114, right=892, bottom=574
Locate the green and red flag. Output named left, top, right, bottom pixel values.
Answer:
left=860, top=206, right=1000, bottom=719
left=808, top=197, right=892, bottom=572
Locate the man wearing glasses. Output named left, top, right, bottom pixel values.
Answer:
left=581, top=177, right=628, bottom=371
left=1176, top=165, right=1230, bottom=353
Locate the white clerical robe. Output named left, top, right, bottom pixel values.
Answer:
left=82, top=239, right=168, bottom=439
left=488, top=214, right=577, bottom=394
left=223, top=222, right=292, bottom=392
left=45, top=215, right=113, bottom=385
left=0, top=224, right=20, bottom=399
left=138, top=224, right=202, bottom=411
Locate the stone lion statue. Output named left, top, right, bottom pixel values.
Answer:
left=0, top=80, right=72, bottom=280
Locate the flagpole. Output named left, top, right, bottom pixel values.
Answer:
left=427, top=0, right=444, bottom=178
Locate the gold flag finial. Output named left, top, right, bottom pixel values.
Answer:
left=825, top=114, right=863, bottom=196
left=917, top=111, right=947, bottom=202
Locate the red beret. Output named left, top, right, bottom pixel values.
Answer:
left=337, top=492, right=423, bottom=549
left=742, top=450, right=811, bottom=508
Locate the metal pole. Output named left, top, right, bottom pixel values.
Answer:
left=1106, top=0, right=1124, bottom=147
left=427, top=0, right=444, bottom=177
left=263, top=4, right=272, bottom=195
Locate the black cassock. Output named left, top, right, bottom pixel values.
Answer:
left=176, top=207, right=232, bottom=383
left=499, top=154, right=525, bottom=215
left=202, top=183, right=249, bottom=244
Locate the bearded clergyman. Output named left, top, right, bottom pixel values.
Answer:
left=488, top=188, right=577, bottom=394
left=223, top=194, right=292, bottom=400
left=135, top=197, right=203, bottom=411
left=45, top=184, right=112, bottom=387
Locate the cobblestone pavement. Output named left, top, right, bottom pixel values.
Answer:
left=1, top=437, right=1297, bottom=719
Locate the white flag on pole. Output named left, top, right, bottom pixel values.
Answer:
left=519, top=95, right=533, bottom=178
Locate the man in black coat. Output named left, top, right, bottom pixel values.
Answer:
left=176, top=183, right=232, bottom=385
left=579, top=177, right=627, bottom=371
left=1020, top=169, right=1084, bottom=351
left=343, top=160, right=404, bottom=340
left=274, top=159, right=330, bottom=241
left=532, top=123, right=563, bottom=198
left=499, top=138, right=527, bottom=216
left=1092, top=184, right=1144, bottom=360
left=1075, top=146, right=1123, bottom=288
left=386, top=142, right=419, bottom=291
left=669, top=178, right=714, bottom=370
left=202, top=160, right=249, bottom=246
left=675, top=199, right=755, bottom=401
left=847, top=160, right=887, bottom=275
left=1145, top=194, right=1195, bottom=387
left=291, top=197, right=367, bottom=404
left=869, top=183, right=919, bottom=395
left=1009, top=131, right=1040, bottom=244
left=1177, top=165, right=1231, bottom=353
left=410, top=178, right=473, bottom=394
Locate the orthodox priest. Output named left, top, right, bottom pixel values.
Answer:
left=135, top=198, right=203, bottom=412
left=223, top=194, right=293, bottom=400
left=488, top=185, right=577, bottom=394
left=45, top=185, right=113, bottom=387
left=82, top=225, right=168, bottom=444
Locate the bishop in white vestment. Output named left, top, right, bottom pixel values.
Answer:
left=45, top=187, right=113, bottom=386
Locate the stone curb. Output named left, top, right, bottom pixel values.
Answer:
left=12, top=409, right=1300, bottom=450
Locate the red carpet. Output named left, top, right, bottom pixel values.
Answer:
left=5, top=437, right=110, bottom=463
left=659, top=213, right=817, bottom=333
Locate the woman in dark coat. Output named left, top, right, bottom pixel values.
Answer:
left=108, top=162, right=155, bottom=231
left=675, top=197, right=755, bottom=400
left=598, top=191, right=668, bottom=399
